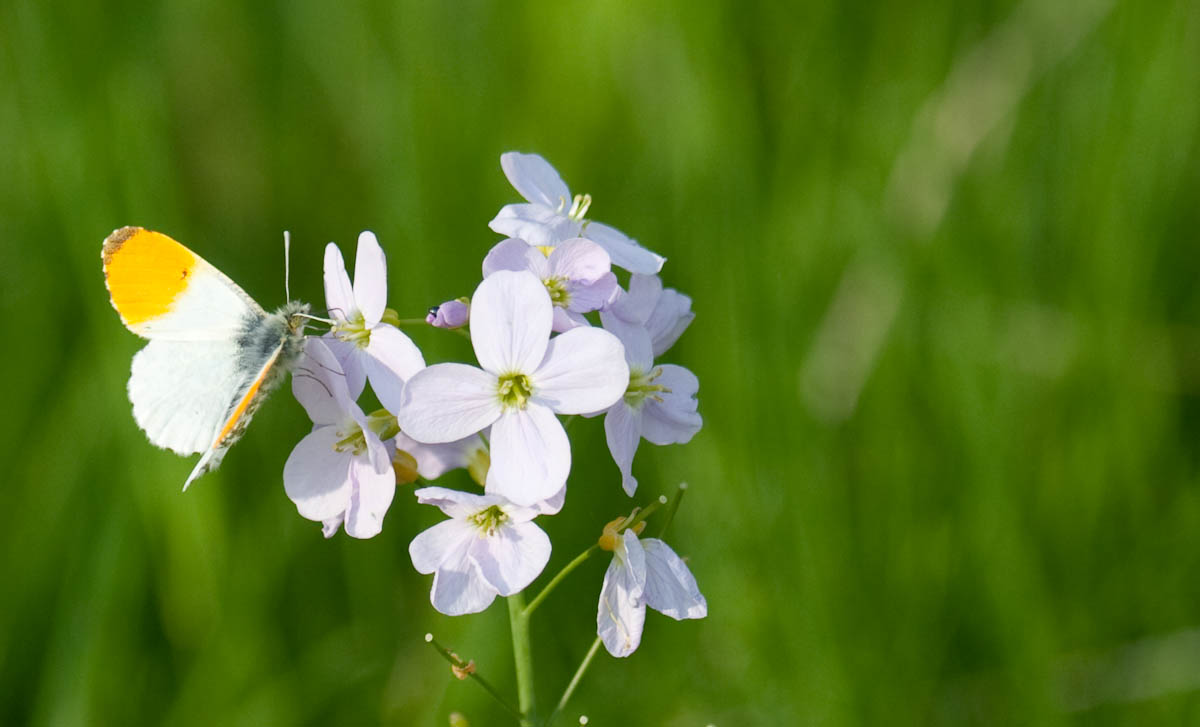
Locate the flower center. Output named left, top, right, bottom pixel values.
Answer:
left=497, top=373, right=534, bottom=410
left=331, top=310, right=371, bottom=349
left=332, top=421, right=368, bottom=456
left=557, top=193, right=592, bottom=222
left=624, top=366, right=669, bottom=409
left=468, top=505, right=509, bottom=536
left=543, top=276, right=570, bottom=308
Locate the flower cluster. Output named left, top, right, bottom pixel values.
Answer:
left=283, top=152, right=705, bottom=657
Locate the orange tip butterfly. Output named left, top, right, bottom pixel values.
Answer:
left=102, top=226, right=311, bottom=489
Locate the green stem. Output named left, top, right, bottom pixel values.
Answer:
left=524, top=545, right=599, bottom=618
left=545, top=637, right=604, bottom=727
left=507, top=593, right=536, bottom=726
left=424, top=634, right=523, bottom=722
left=658, top=482, right=688, bottom=538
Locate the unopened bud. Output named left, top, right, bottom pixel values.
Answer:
left=427, top=298, right=470, bottom=328
left=466, top=446, right=490, bottom=488
left=393, top=449, right=419, bottom=485
left=598, top=516, right=626, bottom=551
left=449, top=712, right=470, bottom=727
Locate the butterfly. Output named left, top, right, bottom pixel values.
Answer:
left=102, top=226, right=311, bottom=489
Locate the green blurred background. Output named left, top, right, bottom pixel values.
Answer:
left=2, top=0, right=1200, bottom=724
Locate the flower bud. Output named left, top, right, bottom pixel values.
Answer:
left=427, top=297, right=470, bottom=328
left=393, top=449, right=419, bottom=485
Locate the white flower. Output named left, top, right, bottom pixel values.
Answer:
left=605, top=274, right=695, bottom=358
left=323, top=231, right=426, bottom=412
left=397, top=270, right=629, bottom=505
left=483, top=237, right=618, bottom=332
left=598, top=528, right=707, bottom=657
left=588, top=320, right=701, bottom=496
left=285, top=339, right=395, bottom=539
left=409, top=486, right=559, bottom=615
left=488, top=152, right=666, bottom=274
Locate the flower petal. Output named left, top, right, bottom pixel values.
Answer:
left=470, top=270, right=552, bottom=376
left=431, top=559, right=498, bottom=616
left=353, top=231, right=388, bottom=326
left=641, top=364, right=702, bottom=446
left=584, top=221, right=664, bottom=274
left=397, top=363, right=501, bottom=443
left=567, top=272, right=618, bottom=314
left=486, top=405, right=570, bottom=506
left=550, top=307, right=585, bottom=333
left=292, top=338, right=356, bottom=425
left=533, top=328, right=629, bottom=415
left=597, top=530, right=648, bottom=657
left=500, top=151, right=571, bottom=209
left=409, top=518, right=477, bottom=574
left=641, top=538, right=707, bottom=620
left=489, top=203, right=580, bottom=246
left=482, top=238, right=547, bottom=279
left=283, top=427, right=354, bottom=521
left=470, top=521, right=551, bottom=596
left=414, top=485, right=500, bottom=519
left=363, top=325, right=426, bottom=413
left=599, top=313, right=654, bottom=372
left=604, top=403, right=642, bottom=496
left=609, top=274, right=662, bottom=325
left=319, top=336, right=367, bottom=400
left=323, top=242, right=357, bottom=321
left=646, top=288, right=695, bottom=357
left=343, top=449, right=397, bottom=539
left=547, top=238, right=611, bottom=284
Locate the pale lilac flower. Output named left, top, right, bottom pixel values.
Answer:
left=397, top=270, right=629, bottom=505
left=324, top=231, right=426, bottom=412
left=409, top=486, right=556, bottom=615
left=488, top=152, right=665, bottom=274
left=392, top=431, right=489, bottom=486
left=482, top=237, right=618, bottom=332
left=285, top=339, right=395, bottom=539
left=426, top=298, right=470, bottom=329
left=604, top=274, right=695, bottom=358
left=588, top=322, right=701, bottom=496
left=598, top=529, right=707, bottom=657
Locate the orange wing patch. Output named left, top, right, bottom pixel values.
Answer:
left=213, top=346, right=283, bottom=448
left=103, top=227, right=197, bottom=326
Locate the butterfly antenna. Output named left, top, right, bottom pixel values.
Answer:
left=283, top=230, right=292, bottom=301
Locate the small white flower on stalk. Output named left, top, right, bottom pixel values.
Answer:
left=391, top=431, right=490, bottom=487
left=483, top=237, right=618, bottom=332
left=588, top=320, right=701, bottom=496
left=409, top=486, right=561, bottom=615
left=598, top=526, right=707, bottom=657
left=285, top=339, right=397, bottom=539
left=397, top=270, right=629, bottom=506
left=488, top=152, right=666, bottom=274
left=605, top=274, right=695, bottom=358
left=323, top=231, right=426, bottom=411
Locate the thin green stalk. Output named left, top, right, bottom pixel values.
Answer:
left=545, top=637, right=604, bottom=727
left=523, top=545, right=598, bottom=618
left=658, top=482, right=688, bottom=538
left=424, top=634, right=523, bottom=722
left=507, top=593, right=536, bottom=726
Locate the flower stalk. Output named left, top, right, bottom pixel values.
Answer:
left=508, top=592, right=536, bottom=726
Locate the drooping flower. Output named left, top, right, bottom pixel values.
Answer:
left=604, top=274, right=695, bottom=358
left=488, top=152, right=665, bottom=274
left=408, top=486, right=559, bottom=615
left=397, top=270, right=629, bottom=505
left=285, top=338, right=396, bottom=539
left=598, top=527, right=707, bottom=657
left=588, top=321, right=701, bottom=496
left=323, top=231, right=426, bottom=411
left=482, top=237, right=618, bottom=332
left=426, top=298, right=470, bottom=329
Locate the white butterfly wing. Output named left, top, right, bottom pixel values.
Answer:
left=128, top=338, right=245, bottom=455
